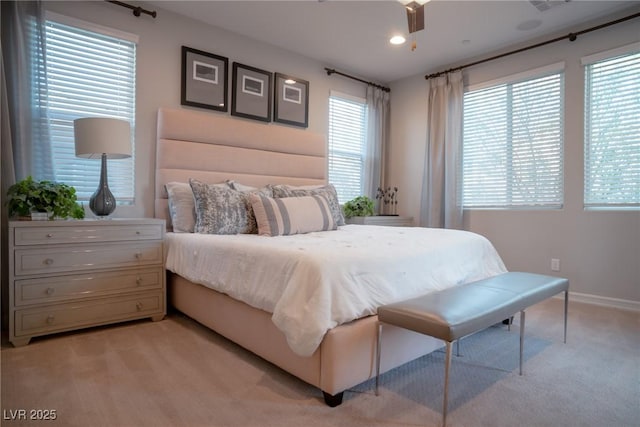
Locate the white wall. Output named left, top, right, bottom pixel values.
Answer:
left=388, top=14, right=640, bottom=305
left=44, top=1, right=366, bottom=218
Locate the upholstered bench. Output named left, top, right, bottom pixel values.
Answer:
left=375, top=272, right=569, bottom=427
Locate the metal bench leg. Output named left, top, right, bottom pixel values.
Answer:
left=375, top=322, right=382, bottom=396
left=443, top=341, right=453, bottom=427
left=519, top=310, right=525, bottom=376
left=564, top=290, right=569, bottom=344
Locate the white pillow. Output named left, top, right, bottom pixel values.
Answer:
left=249, top=193, right=337, bottom=236
left=166, top=182, right=196, bottom=233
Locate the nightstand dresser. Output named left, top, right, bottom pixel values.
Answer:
left=345, top=215, right=414, bottom=227
left=8, top=218, right=166, bottom=347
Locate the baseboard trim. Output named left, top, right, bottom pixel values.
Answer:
left=554, top=291, right=640, bottom=312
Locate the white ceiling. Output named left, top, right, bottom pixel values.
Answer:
left=146, top=0, right=640, bottom=83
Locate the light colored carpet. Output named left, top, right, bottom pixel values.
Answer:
left=1, top=298, right=638, bottom=427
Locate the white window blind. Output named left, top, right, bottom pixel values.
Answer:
left=36, top=17, right=136, bottom=203
left=328, top=93, right=368, bottom=203
left=583, top=46, right=640, bottom=209
left=462, top=69, right=564, bottom=208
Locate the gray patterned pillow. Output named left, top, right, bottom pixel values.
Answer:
left=270, top=184, right=345, bottom=226
left=166, top=181, right=231, bottom=233
left=228, top=180, right=274, bottom=197
left=189, top=179, right=270, bottom=234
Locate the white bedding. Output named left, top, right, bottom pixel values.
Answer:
left=165, top=225, right=507, bottom=356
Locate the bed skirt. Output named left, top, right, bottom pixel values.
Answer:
left=168, top=272, right=443, bottom=403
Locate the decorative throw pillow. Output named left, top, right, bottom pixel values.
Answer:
left=166, top=181, right=230, bottom=233
left=228, top=180, right=274, bottom=197
left=249, top=193, right=337, bottom=236
left=189, top=179, right=270, bottom=234
left=270, top=184, right=345, bottom=226
left=270, top=184, right=323, bottom=194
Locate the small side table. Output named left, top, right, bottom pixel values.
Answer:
left=345, top=215, right=413, bottom=227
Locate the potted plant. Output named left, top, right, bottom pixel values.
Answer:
left=342, top=195, right=375, bottom=219
left=6, top=176, right=85, bottom=220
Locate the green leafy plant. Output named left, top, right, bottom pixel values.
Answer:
left=342, top=195, right=375, bottom=219
left=6, top=176, right=85, bottom=219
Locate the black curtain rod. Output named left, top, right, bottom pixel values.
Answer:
left=325, top=68, right=390, bottom=92
left=106, top=1, right=157, bottom=18
left=425, top=11, right=640, bottom=80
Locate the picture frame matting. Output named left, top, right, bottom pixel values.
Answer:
left=274, top=72, right=309, bottom=128
left=231, top=62, right=273, bottom=122
left=181, top=46, right=229, bottom=112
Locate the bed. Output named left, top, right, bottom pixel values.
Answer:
left=154, top=107, right=507, bottom=406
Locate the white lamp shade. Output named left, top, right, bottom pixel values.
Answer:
left=74, top=117, right=132, bottom=159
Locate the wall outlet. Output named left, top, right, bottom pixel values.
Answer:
left=551, top=258, right=560, bottom=272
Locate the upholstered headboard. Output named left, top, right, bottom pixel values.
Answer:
left=154, top=107, right=327, bottom=226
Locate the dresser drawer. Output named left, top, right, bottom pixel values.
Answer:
left=14, top=242, right=163, bottom=276
left=14, top=292, right=164, bottom=337
left=13, top=223, right=163, bottom=246
left=14, top=267, right=163, bottom=307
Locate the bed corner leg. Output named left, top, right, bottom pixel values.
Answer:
left=322, top=391, right=344, bottom=407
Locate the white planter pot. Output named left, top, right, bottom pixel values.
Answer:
left=30, top=212, right=50, bottom=221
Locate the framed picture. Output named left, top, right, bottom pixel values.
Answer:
left=231, top=62, right=272, bottom=122
left=181, top=46, right=228, bottom=112
left=273, top=73, right=309, bottom=128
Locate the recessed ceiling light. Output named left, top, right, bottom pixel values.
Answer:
left=390, top=35, right=406, bottom=45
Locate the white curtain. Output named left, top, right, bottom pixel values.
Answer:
left=1, top=0, right=51, bottom=329
left=419, top=71, right=463, bottom=229
left=1, top=0, right=52, bottom=183
left=364, top=85, right=390, bottom=206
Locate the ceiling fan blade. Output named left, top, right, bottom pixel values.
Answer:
left=406, top=4, right=425, bottom=34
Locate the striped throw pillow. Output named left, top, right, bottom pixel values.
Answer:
left=249, top=193, right=337, bottom=236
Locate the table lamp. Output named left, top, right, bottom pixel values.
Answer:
left=74, top=117, right=132, bottom=217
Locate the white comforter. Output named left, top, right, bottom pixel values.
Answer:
left=165, top=225, right=507, bottom=356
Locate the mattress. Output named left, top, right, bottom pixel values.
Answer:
left=165, top=224, right=507, bottom=356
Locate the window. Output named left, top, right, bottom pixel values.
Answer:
left=461, top=64, right=564, bottom=209
left=328, top=92, right=368, bottom=203
left=583, top=44, right=640, bottom=209
left=35, top=14, right=137, bottom=203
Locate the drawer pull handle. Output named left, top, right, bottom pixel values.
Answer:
left=136, top=302, right=143, bottom=311
left=135, top=231, right=141, bottom=235
left=46, top=233, right=53, bottom=238
left=44, top=258, right=54, bottom=265
left=46, top=315, right=55, bottom=324
left=135, top=252, right=142, bottom=260
left=136, top=277, right=142, bottom=285
left=46, top=287, right=55, bottom=296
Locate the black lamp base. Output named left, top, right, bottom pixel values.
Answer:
left=89, top=153, right=117, bottom=217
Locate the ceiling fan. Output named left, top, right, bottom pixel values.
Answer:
left=397, top=0, right=430, bottom=50
left=399, top=0, right=429, bottom=33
